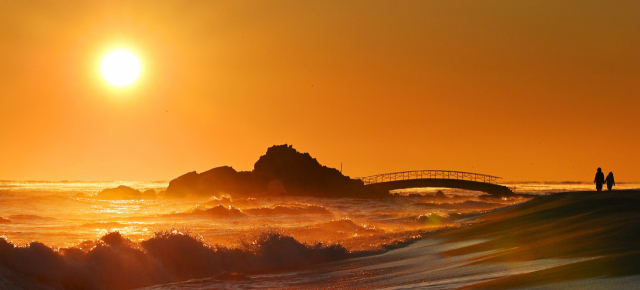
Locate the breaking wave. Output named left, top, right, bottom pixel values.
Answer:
left=243, top=204, right=331, bottom=216
left=0, top=229, right=350, bottom=290
left=414, top=200, right=505, bottom=210
left=173, top=204, right=332, bottom=218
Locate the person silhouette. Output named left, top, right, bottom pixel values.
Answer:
left=594, top=167, right=604, bottom=192
left=604, top=172, right=615, bottom=191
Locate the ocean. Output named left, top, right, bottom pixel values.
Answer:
left=0, top=180, right=638, bottom=289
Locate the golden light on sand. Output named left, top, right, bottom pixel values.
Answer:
left=101, top=50, right=141, bottom=87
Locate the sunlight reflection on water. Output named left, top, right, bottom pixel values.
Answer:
left=0, top=181, right=638, bottom=249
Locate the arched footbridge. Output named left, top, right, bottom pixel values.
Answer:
left=356, top=170, right=513, bottom=196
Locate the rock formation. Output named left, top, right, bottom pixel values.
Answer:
left=164, top=166, right=269, bottom=198
left=164, top=144, right=387, bottom=198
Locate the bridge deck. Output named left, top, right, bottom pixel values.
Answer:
left=356, top=170, right=501, bottom=185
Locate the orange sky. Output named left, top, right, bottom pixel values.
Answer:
left=0, top=1, right=638, bottom=182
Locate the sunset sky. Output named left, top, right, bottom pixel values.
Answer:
left=1, top=0, right=638, bottom=182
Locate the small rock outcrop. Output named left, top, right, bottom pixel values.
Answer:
left=435, top=190, right=448, bottom=199
left=96, top=186, right=157, bottom=200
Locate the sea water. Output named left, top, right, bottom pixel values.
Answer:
left=0, top=180, right=638, bottom=289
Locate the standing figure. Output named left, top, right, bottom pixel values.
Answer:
left=605, top=172, right=615, bottom=191
left=594, top=167, right=605, bottom=192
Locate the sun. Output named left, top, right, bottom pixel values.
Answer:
left=101, top=50, right=141, bottom=87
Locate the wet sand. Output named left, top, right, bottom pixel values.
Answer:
left=447, top=190, right=640, bottom=289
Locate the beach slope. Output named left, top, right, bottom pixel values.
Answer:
left=439, top=190, right=640, bottom=289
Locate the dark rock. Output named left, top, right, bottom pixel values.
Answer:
left=142, top=189, right=157, bottom=197
left=165, top=166, right=269, bottom=198
left=435, top=190, right=448, bottom=199
left=165, top=144, right=388, bottom=198
left=96, top=186, right=156, bottom=200
left=252, top=144, right=372, bottom=197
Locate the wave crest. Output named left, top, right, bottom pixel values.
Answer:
left=244, top=204, right=331, bottom=216
left=0, top=229, right=350, bottom=290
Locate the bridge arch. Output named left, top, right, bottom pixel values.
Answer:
left=356, top=170, right=513, bottom=196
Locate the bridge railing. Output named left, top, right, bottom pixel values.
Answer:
left=355, top=170, right=502, bottom=185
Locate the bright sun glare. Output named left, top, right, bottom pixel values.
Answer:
left=101, top=50, right=141, bottom=87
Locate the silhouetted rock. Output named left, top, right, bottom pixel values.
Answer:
left=164, top=166, right=269, bottom=198
left=435, top=190, right=447, bottom=199
left=252, top=144, right=374, bottom=197
left=96, top=186, right=156, bottom=200
left=165, top=144, right=387, bottom=198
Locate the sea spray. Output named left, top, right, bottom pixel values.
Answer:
left=0, top=229, right=350, bottom=290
